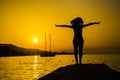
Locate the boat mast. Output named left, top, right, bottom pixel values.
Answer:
left=45, top=33, right=47, bottom=52
left=45, top=33, right=52, bottom=53
left=49, top=34, right=51, bottom=53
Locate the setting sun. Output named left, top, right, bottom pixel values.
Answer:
left=33, top=38, right=38, bottom=43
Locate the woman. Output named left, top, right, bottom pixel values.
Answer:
left=55, top=17, right=100, bottom=64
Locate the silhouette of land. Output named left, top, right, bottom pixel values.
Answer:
left=38, top=64, right=120, bottom=80
left=0, top=44, right=41, bottom=57
left=0, top=44, right=73, bottom=57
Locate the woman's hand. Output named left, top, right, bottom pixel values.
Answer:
left=95, top=22, right=101, bottom=24
left=55, top=24, right=61, bottom=27
left=55, top=24, right=72, bottom=28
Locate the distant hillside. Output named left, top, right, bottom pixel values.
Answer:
left=0, top=44, right=41, bottom=57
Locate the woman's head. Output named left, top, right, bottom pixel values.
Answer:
left=71, top=17, right=83, bottom=25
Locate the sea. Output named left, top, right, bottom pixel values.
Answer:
left=0, top=54, right=120, bottom=80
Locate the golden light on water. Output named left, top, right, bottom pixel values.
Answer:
left=33, top=55, right=38, bottom=79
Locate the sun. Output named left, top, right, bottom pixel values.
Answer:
left=33, top=38, right=38, bottom=43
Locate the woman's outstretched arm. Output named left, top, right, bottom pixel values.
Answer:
left=55, top=24, right=72, bottom=28
left=83, top=22, right=100, bottom=27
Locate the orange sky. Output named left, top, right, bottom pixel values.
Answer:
left=0, top=0, right=120, bottom=53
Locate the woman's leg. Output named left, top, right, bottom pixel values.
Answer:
left=73, top=40, right=78, bottom=64
left=79, top=40, right=84, bottom=64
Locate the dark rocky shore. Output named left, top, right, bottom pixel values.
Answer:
left=38, top=64, right=120, bottom=80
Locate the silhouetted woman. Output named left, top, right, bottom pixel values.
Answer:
left=55, top=17, right=100, bottom=64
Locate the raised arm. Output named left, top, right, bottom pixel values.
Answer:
left=83, top=22, right=100, bottom=27
left=55, top=24, right=72, bottom=28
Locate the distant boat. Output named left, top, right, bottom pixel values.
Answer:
left=40, top=51, right=56, bottom=57
left=40, top=34, right=56, bottom=57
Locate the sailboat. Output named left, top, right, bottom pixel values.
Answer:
left=40, top=34, right=56, bottom=57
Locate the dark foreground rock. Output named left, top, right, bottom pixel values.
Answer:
left=38, top=64, right=120, bottom=80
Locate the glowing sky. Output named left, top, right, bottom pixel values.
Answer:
left=0, top=0, right=120, bottom=53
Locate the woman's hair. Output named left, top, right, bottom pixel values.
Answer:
left=71, top=17, right=83, bottom=25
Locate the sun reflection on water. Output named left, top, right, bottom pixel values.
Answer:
left=33, top=55, right=39, bottom=79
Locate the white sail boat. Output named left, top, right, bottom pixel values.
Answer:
left=40, top=33, right=56, bottom=57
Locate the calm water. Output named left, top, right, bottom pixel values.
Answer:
left=0, top=54, right=120, bottom=80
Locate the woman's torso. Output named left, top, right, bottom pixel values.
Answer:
left=73, top=25, right=83, bottom=41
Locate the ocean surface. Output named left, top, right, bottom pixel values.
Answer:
left=0, top=54, right=120, bottom=80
